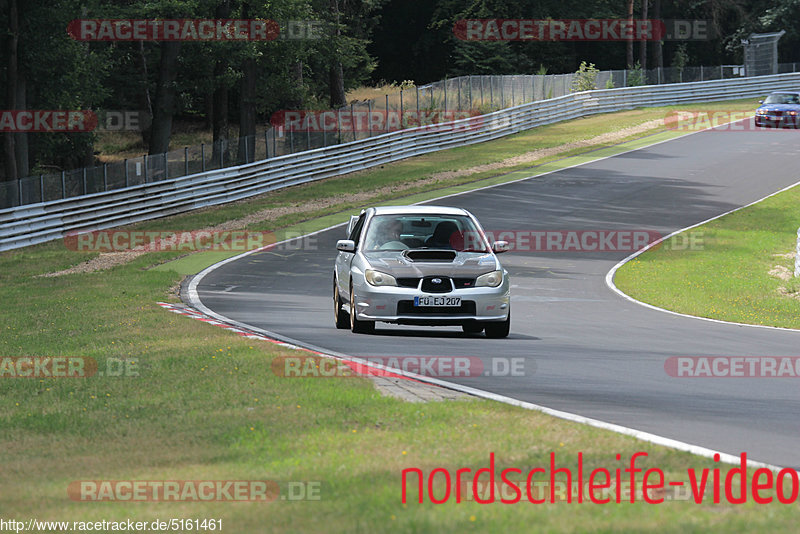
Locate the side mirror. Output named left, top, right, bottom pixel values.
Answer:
left=337, top=239, right=356, bottom=253
left=492, top=240, right=509, bottom=254
left=758, top=100, right=763, bottom=104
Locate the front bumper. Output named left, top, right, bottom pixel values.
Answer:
left=352, top=278, right=510, bottom=325
left=755, top=114, right=799, bottom=128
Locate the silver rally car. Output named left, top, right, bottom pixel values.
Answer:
left=333, top=206, right=511, bottom=337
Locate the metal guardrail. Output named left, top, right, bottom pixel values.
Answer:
left=2, top=72, right=799, bottom=252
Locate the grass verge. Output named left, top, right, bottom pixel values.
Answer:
left=4, top=98, right=798, bottom=532
left=614, top=181, right=800, bottom=329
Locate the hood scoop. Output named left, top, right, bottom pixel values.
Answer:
left=403, top=249, right=457, bottom=262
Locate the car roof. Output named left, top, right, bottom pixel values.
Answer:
left=368, top=205, right=470, bottom=216
left=766, top=91, right=800, bottom=95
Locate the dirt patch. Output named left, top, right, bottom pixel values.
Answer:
left=777, top=286, right=800, bottom=300
left=768, top=265, right=793, bottom=281
left=42, top=118, right=666, bottom=277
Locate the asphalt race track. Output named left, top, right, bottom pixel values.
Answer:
left=191, top=124, right=800, bottom=468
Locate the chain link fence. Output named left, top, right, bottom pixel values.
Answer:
left=3, top=61, right=800, bottom=210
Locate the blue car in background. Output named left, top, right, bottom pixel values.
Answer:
left=755, top=92, right=800, bottom=128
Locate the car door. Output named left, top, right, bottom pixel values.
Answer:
left=335, top=213, right=366, bottom=301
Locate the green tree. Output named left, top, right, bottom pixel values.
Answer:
left=571, top=61, right=599, bottom=92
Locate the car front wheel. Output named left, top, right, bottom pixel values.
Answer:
left=484, top=310, right=510, bottom=339
left=333, top=277, right=349, bottom=329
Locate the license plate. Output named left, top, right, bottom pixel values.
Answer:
left=414, top=296, right=461, bottom=307
left=769, top=116, right=780, bottom=121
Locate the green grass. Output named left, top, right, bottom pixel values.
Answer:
left=615, top=183, right=800, bottom=329
left=4, top=98, right=799, bottom=532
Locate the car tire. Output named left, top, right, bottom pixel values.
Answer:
left=333, top=277, right=349, bottom=329
left=462, top=321, right=484, bottom=334
left=350, top=282, right=375, bottom=334
left=484, top=310, right=510, bottom=339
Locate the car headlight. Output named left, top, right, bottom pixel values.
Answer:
left=365, top=269, right=397, bottom=286
left=756, top=109, right=767, bottom=115
left=475, top=270, right=503, bottom=287
left=790, top=111, right=798, bottom=116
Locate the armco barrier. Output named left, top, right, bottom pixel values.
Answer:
left=2, top=73, right=799, bottom=251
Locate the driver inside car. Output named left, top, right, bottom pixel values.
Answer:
left=368, top=219, right=408, bottom=250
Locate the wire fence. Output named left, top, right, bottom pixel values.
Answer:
left=3, top=62, right=800, bottom=210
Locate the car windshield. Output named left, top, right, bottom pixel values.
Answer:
left=362, top=214, right=489, bottom=252
left=764, top=93, right=800, bottom=105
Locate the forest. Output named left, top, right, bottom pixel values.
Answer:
left=1, top=0, right=797, bottom=182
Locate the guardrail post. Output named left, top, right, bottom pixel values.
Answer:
left=265, top=131, right=269, bottom=158
left=103, top=164, right=108, bottom=191
left=700, top=65, right=704, bottom=81
left=184, top=147, right=189, bottom=175
left=416, top=85, right=420, bottom=117
left=796, top=227, right=800, bottom=277
left=82, top=167, right=87, bottom=194
left=124, top=159, right=128, bottom=187
left=18, top=178, right=22, bottom=206
left=40, top=174, right=44, bottom=202
left=164, top=152, right=168, bottom=179
left=143, top=155, right=148, bottom=183
left=511, top=78, right=515, bottom=106
left=272, top=129, right=277, bottom=156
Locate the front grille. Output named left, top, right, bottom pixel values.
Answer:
left=397, top=300, right=476, bottom=315
left=421, top=276, right=452, bottom=293
left=396, top=277, right=421, bottom=288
